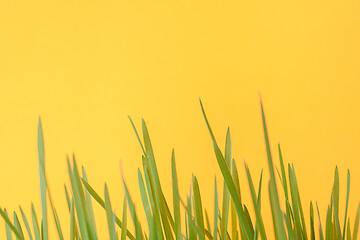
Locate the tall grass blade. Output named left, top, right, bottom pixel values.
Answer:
left=121, top=197, right=128, bottom=240
left=200, top=99, right=252, bottom=239
left=353, top=203, right=360, bottom=240
left=82, top=167, right=98, bottom=236
left=214, top=178, right=219, bottom=240
left=310, top=202, right=315, bottom=240
left=244, top=163, right=266, bottom=240
left=193, top=176, right=205, bottom=240
left=171, top=149, right=181, bottom=240
left=4, top=209, right=13, bottom=240
left=316, top=202, right=325, bottom=240
left=13, top=212, right=24, bottom=240
left=19, top=206, right=33, bottom=240
left=260, top=100, right=286, bottom=239
left=342, top=170, right=350, bottom=240
left=37, top=118, right=48, bottom=240
left=31, top=204, right=40, bottom=240
left=105, top=184, right=117, bottom=240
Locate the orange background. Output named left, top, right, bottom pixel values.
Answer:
left=1, top=0, right=360, bottom=238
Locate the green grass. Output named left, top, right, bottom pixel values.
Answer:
left=1, top=99, right=360, bottom=240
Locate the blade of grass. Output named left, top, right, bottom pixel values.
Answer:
left=193, top=176, right=205, bottom=240
left=353, top=203, right=360, bottom=240
left=142, top=119, right=173, bottom=240
left=342, top=170, right=350, bottom=240
left=214, top=178, right=219, bottom=240
left=82, top=167, right=98, bottom=236
left=122, top=177, right=143, bottom=240
left=310, top=202, right=315, bottom=240
left=105, top=184, right=117, bottom=240
left=19, top=206, right=33, bottom=240
left=31, top=204, right=40, bottom=240
left=171, top=149, right=181, bottom=240
left=121, top=197, right=128, bottom=240
left=316, top=202, right=325, bottom=240
left=37, top=118, right=48, bottom=240
left=244, top=163, right=266, bottom=240
left=13, top=212, right=24, bottom=240
left=0, top=208, right=23, bottom=240
left=200, top=99, right=251, bottom=239
left=260, top=100, right=286, bottom=240
left=4, top=209, right=13, bottom=240
left=81, top=177, right=136, bottom=240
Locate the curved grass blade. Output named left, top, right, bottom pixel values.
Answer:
left=353, top=203, right=360, bottom=240
left=0, top=208, right=23, bottom=240
left=214, top=178, right=219, bottom=240
left=316, top=202, right=325, bottom=240
left=19, top=206, right=33, bottom=240
left=171, top=150, right=181, bottom=240
left=82, top=167, right=98, bottom=236
left=138, top=169, right=154, bottom=237
left=342, top=170, right=350, bottom=240
left=123, top=177, right=144, bottom=240
left=310, top=202, right=315, bottom=240
left=193, top=176, right=205, bottom=240
left=4, top=209, right=13, bottom=240
left=31, top=204, right=40, bottom=240
left=69, top=198, right=76, bottom=240
left=244, top=163, right=266, bottom=240
left=260, top=100, right=286, bottom=240
left=81, top=177, right=136, bottom=240
left=105, top=184, right=116, bottom=240
left=37, top=118, right=48, bottom=240
left=121, top=197, right=128, bottom=240
left=142, top=119, right=173, bottom=240
left=13, top=212, right=24, bottom=240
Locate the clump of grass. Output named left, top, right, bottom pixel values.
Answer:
left=1, top=99, right=360, bottom=239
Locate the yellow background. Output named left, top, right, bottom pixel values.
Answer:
left=1, top=0, right=360, bottom=238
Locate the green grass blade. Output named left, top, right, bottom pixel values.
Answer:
left=81, top=177, right=136, bottom=240
left=346, top=217, right=351, bottom=240
left=37, top=118, right=48, bottom=240
left=310, top=202, right=315, bottom=240
left=82, top=167, right=98, bottom=236
left=0, top=208, right=23, bottom=240
left=171, top=149, right=182, bottom=240
left=123, top=177, right=144, bottom=240
left=316, top=202, right=325, bottom=240
left=278, top=143, right=289, bottom=200
left=220, top=128, right=232, bottom=240
left=30, top=204, right=40, bottom=240
left=193, top=176, right=205, bottom=240
left=64, top=185, right=71, bottom=211
left=244, top=163, right=266, bottom=240
left=260, top=100, right=286, bottom=240
left=19, top=206, right=33, bottom=240
left=142, top=119, right=173, bottom=240
left=283, top=211, right=295, bottom=240
left=67, top=157, right=90, bottom=240
left=342, top=170, right=350, bottom=240
left=353, top=203, right=360, bottom=240
left=105, top=184, right=117, bottom=240
left=288, top=164, right=303, bottom=239
left=69, top=198, right=76, bottom=240
left=138, top=168, right=154, bottom=237
left=325, top=205, right=333, bottom=240
left=4, top=209, right=13, bottom=240
left=121, top=197, right=128, bottom=240
left=214, top=177, right=219, bottom=240
left=13, top=212, right=24, bottom=240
